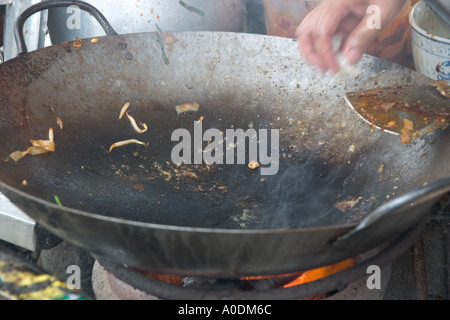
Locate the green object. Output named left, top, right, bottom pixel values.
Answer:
left=54, top=195, right=62, bottom=207
left=178, top=0, right=205, bottom=16
left=155, top=24, right=170, bottom=65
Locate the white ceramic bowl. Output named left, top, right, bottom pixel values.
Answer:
left=409, top=0, right=450, bottom=80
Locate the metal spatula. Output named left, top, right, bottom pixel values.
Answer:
left=344, top=80, right=450, bottom=143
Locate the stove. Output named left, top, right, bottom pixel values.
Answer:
left=87, top=213, right=450, bottom=300
left=0, top=208, right=448, bottom=300
left=89, top=260, right=392, bottom=300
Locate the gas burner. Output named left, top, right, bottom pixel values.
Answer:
left=91, top=220, right=422, bottom=300
left=91, top=260, right=392, bottom=300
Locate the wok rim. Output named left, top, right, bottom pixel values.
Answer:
left=0, top=179, right=355, bottom=234
left=2, top=173, right=450, bottom=235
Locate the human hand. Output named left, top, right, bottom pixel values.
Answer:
left=295, top=0, right=407, bottom=73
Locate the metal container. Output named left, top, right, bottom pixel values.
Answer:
left=2, top=0, right=49, bottom=61
left=47, top=0, right=246, bottom=44
left=410, top=0, right=450, bottom=80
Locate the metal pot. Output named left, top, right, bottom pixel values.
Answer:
left=410, top=0, right=450, bottom=80
left=47, top=0, right=246, bottom=44
left=2, top=0, right=450, bottom=278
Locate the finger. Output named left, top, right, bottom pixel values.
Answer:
left=311, top=16, right=343, bottom=73
left=314, top=32, right=341, bottom=73
left=337, top=15, right=363, bottom=35
left=297, top=30, right=328, bottom=71
left=341, top=17, right=380, bottom=64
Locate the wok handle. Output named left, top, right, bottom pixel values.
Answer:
left=332, top=176, right=450, bottom=251
left=14, top=0, right=118, bottom=55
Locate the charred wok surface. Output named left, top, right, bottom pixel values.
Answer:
left=0, top=102, right=365, bottom=230
left=0, top=32, right=449, bottom=276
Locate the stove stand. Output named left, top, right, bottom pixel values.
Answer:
left=90, top=219, right=424, bottom=300
left=1, top=212, right=448, bottom=300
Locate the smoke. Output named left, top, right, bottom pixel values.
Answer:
left=259, top=155, right=355, bottom=229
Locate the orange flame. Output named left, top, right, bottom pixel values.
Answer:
left=283, top=259, right=355, bottom=288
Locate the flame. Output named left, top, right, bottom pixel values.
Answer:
left=133, top=258, right=356, bottom=295
left=283, top=259, right=355, bottom=288
left=132, top=268, right=184, bottom=286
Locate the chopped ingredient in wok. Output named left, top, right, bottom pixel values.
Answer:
left=126, top=112, right=148, bottom=133
left=400, top=133, right=411, bottom=144
left=73, top=39, right=82, bottom=48
left=386, top=121, right=396, bottom=128
left=176, top=103, right=200, bottom=115
left=132, top=184, right=145, bottom=192
left=178, top=0, right=205, bottom=16
left=183, top=171, right=199, bottom=179
left=162, top=32, right=178, bottom=51
left=248, top=160, right=260, bottom=170
left=348, top=144, right=356, bottom=152
left=9, top=128, right=55, bottom=162
left=56, top=117, right=63, bottom=130
left=54, top=195, right=62, bottom=207
left=108, top=139, right=149, bottom=153
left=399, top=119, right=414, bottom=144
left=119, top=102, right=131, bottom=120
left=378, top=102, right=396, bottom=112
left=429, top=80, right=450, bottom=98
left=403, top=118, right=414, bottom=131
left=334, top=197, right=362, bottom=212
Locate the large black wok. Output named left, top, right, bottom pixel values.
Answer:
left=1, top=1, right=450, bottom=278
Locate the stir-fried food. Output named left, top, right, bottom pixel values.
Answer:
left=110, top=102, right=150, bottom=153
left=430, top=80, right=450, bottom=98
left=403, top=118, right=414, bottom=131
left=73, top=39, right=82, bottom=49
left=175, top=103, right=200, bottom=115
left=56, top=117, right=63, bottom=130
left=119, top=102, right=131, bottom=120
left=9, top=128, right=55, bottom=162
left=400, top=118, right=414, bottom=144
left=126, top=112, right=148, bottom=133
left=334, top=197, right=363, bottom=212
left=108, top=139, right=148, bottom=153
left=118, top=102, right=148, bottom=133
left=248, top=160, right=260, bottom=170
